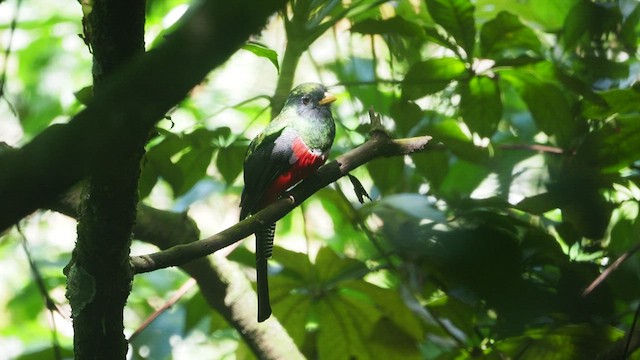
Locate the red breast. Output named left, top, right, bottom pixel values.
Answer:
left=260, top=137, right=327, bottom=207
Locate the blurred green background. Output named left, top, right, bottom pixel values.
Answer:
left=1, top=0, right=640, bottom=358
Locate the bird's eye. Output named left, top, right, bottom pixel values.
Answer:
left=302, top=96, right=311, bottom=105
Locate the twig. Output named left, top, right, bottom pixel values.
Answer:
left=499, top=143, right=564, bottom=154
left=128, top=278, right=197, bottom=343
left=583, top=242, right=640, bottom=296
left=16, top=224, right=64, bottom=359
left=45, top=308, right=63, bottom=360
left=0, top=0, right=22, bottom=115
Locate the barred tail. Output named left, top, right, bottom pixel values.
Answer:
left=256, top=223, right=275, bottom=322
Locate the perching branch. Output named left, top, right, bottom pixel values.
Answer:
left=130, top=121, right=432, bottom=274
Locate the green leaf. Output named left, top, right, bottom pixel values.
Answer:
left=18, top=95, right=64, bottom=137
left=428, top=296, right=479, bottom=339
left=475, top=0, right=578, bottom=32
left=142, top=127, right=236, bottom=196
left=521, top=227, right=566, bottom=264
left=345, top=281, right=423, bottom=358
left=183, top=291, right=211, bottom=334
left=562, top=190, right=614, bottom=240
left=412, top=150, right=449, bottom=190
left=491, top=324, right=624, bottom=359
left=562, top=2, right=621, bottom=53
left=459, top=75, right=502, bottom=137
left=580, top=56, right=630, bottom=83
left=272, top=292, right=311, bottom=346
left=270, top=247, right=423, bottom=358
left=367, top=156, right=405, bottom=195
left=606, top=87, right=640, bottom=113
left=554, top=67, right=608, bottom=111
left=516, top=192, right=566, bottom=214
left=402, top=57, right=467, bottom=100
left=242, top=42, right=279, bottom=74
left=144, top=131, right=188, bottom=196
left=327, top=57, right=395, bottom=117
left=314, top=246, right=369, bottom=285
left=574, top=114, right=640, bottom=173
left=423, top=25, right=462, bottom=53
left=7, top=283, right=48, bottom=323
left=438, top=159, right=491, bottom=199
left=369, top=193, right=445, bottom=222
left=425, top=0, right=476, bottom=57
left=350, top=16, right=428, bottom=63
left=362, top=287, right=424, bottom=341
left=316, top=294, right=379, bottom=360
left=350, top=17, right=426, bottom=39
left=367, top=319, right=422, bottom=360
left=216, top=142, right=246, bottom=185
left=620, top=4, right=640, bottom=53
left=272, top=247, right=315, bottom=282
left=390, top=99, right=423, bottom=136
left=480, top=11, right=542, bottom=59
left=609, top=202, right=640, bottom=255
left=174, top=146, right=214, bottom=196
left=426, top=119, right=490, bottom=163
left=15, top=347, right=74, bottom=360
left=186, top=127, right=225, bottom=147
left=500, top=70, right=574, bottom=141
left=562, top=1, right=594, bottom=51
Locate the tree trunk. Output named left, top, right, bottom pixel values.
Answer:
left=66, top=0, right=146, bottom=359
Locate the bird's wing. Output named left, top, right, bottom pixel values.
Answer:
left=239, top=126, right=298, bottom=219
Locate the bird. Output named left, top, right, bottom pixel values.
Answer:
left=240, top=83, right=336, bottom=322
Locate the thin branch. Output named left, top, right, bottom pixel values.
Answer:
left=17, top=225, right=64, bottom=359
left=46, top=309, right=63, bottom=360
left=16, top=225, right=63, bottom=316
left=583, top=242, right=640, bottom=296
left=499, top=143, right=564, bottom=154
left=128, top=278, right=197, bottom=343
left=0, top=0, right=21, bottom=115
left=130, top=131, right=433, bottom=274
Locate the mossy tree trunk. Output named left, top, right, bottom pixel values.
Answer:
left=66, top=0, right=146, bottom=359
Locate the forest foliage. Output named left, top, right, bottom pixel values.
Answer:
left=1, top=0, right=640, bottom=359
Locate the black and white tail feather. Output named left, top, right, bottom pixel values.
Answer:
left=256, top=223, right=275, bottom=322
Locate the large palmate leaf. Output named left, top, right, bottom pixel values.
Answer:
left=269, top=247, right=423, bottom=360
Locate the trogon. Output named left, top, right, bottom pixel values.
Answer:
left=240, top=83, right=336, bottom=322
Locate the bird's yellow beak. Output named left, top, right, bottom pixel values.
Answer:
left=318, top=92, right=337, bottom=105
